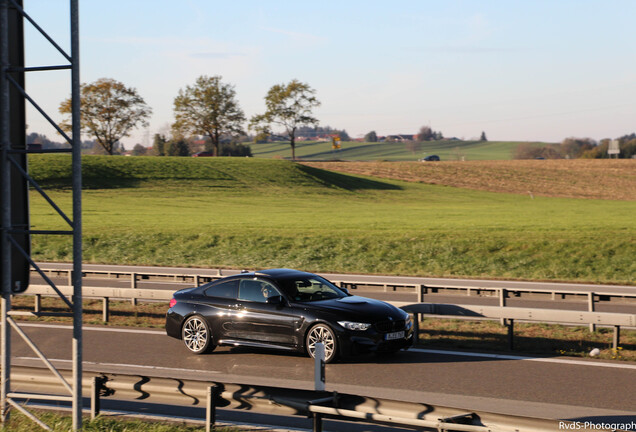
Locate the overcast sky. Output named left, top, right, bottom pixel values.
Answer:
left=23, top=0, right=636, bottom=147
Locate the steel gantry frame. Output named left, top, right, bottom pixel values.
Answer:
left=0, top=0, right=82, bottom=430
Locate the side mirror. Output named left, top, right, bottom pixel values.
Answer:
left=266, top=295, right=284, bottom=305
left=340, top=287, right=350, bottom=295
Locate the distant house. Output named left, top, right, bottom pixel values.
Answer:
left=385, top=134, right=415, bottom=142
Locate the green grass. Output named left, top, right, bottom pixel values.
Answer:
left=28, top=155, right=636, bottom=283
left=0, top=411, right=240, bottom=431
left=250, top=140, right=549, bottom=161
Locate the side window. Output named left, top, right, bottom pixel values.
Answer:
left=204, top=279, right=238, bottom=299
left=238, top=279, right=280, bottom=303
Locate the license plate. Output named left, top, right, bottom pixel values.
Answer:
left=385, top=331, right=404, bottom=340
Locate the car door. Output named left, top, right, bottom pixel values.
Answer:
left=195, top=279, right=239, bottom=340
left=232, top=278, right=299, bottom=346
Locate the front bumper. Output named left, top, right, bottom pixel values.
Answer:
left=338, top=325, right=414, bottom=357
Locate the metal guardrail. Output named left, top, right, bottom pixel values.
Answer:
left=10, top=365, right=576, bottom=432
left=16, top=284, right=636, bottom=350
left=32, top=265, right=636, bottom=299
left=402, top=303, right=636, bottom=350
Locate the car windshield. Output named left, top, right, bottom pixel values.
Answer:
left=279, top=276, right=346, bottom=302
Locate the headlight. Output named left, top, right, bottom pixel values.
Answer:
left=338, top=321, right=371, bottom=331
left=404, top=314, right=413, bottom=329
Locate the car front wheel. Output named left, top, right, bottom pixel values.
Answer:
left=306, top=324, right=338, bottom=363
left=182, top=315, right=215, bottom=354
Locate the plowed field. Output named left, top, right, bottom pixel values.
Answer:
left=302, top=159, right=636, bottom=200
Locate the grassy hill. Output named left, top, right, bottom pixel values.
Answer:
left=250, top=140, right=549, bottom=161
left=28, top=155, right=635, bottom=284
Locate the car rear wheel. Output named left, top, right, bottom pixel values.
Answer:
left=182, top=315, right=216, bottom=354
left=306, top=324, right=338, bottom=363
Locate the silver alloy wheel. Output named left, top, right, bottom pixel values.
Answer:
left=307, top=324, right=337, bottom=363
left=182, top=316, right=210, bottom=354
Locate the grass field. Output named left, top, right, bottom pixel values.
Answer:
left=2, top=411, right=240, bottom=432
left=250, top=140, right=548, bottom=161
left=27, top=155, right=635, bottom=284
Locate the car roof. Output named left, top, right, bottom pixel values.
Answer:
left=227, top=268, right=316, bottom=281
left=254, top=268, right=315, bottom=279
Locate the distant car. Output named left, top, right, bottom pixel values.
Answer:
left=192, top=151, right=214, bottom=157
left=165, top=268, right=413, bottom=363
left=420, top=155, right=440, bottom=161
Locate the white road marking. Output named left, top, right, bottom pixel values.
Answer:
left=16, top=322, right=165, bottom=335
left=16, top=356, right=220, bottom=375
left=411, top=348, right=636, bottom=370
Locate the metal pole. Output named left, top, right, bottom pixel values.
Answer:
left=91, top=377, right=100, bottom=419
left=70, top=0, right=82, bottom=429
left=0, top=0, right=12, bottom=424
left=588, top=292, right=595, bottom=332
left=314, top=342, right=325, bottom=391
left=205, top=385, right=218, bottom=432
left=131, top=272, right=137, bottom=306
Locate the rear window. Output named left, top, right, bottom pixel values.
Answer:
left=204, top=279, right=238, bottom=299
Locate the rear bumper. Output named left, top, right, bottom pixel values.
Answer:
left=165, top=308, right=185, bottom=339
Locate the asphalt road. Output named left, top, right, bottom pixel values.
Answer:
left=10, top=323, right=636, bottom=423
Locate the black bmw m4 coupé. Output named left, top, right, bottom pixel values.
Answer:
left=166, top=268, right=413, bottom=363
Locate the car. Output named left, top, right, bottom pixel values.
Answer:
left=165, top=268, right=413, bottom=363
left=192, top=151, right=214, bottom=157
left=419, top=155, right=440, bottom=161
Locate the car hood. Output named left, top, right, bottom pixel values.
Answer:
left=303, top=295, right=405, bottom=322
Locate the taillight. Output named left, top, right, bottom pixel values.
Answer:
left=169, top=298, right=177, bottom=308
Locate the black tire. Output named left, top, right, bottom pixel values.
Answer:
left=306, top=323, right=338, bottom=363
left=181, top=315, right=216, bottom=354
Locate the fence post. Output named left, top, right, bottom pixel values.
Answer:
left=588, top=292, right=595, bottom=332
left=34, top=294, right=41, bottom=313
left=507, top=319, right=514, bottom=351
left=500, top=288, right=507, bottom=326
left=412, top=313, right=420, bottom=345
left=102, top=297, right=109, bottom=322
left=613, top=326, right=620, bottom=350
left=313, top=412, right=323, bottom=432
left=91, top=377, right=101, bottom=419
left=195, top=274, right=200, bottom=287
left=314, top=342, right=325, bottom=391
left=131, top=273, right=137, bottom=306
left=206, top=385, right=219, bottom=432
left=418, top=285, right=426, bottom=303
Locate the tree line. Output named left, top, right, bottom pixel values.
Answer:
left=514, top=135, right=636, bottom=160
left=57, top=76, right=320, bottom=161
left=52, top=76, right=634, bottom=160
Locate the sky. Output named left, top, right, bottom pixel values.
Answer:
left=22, top=0, right=636, bottom=148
